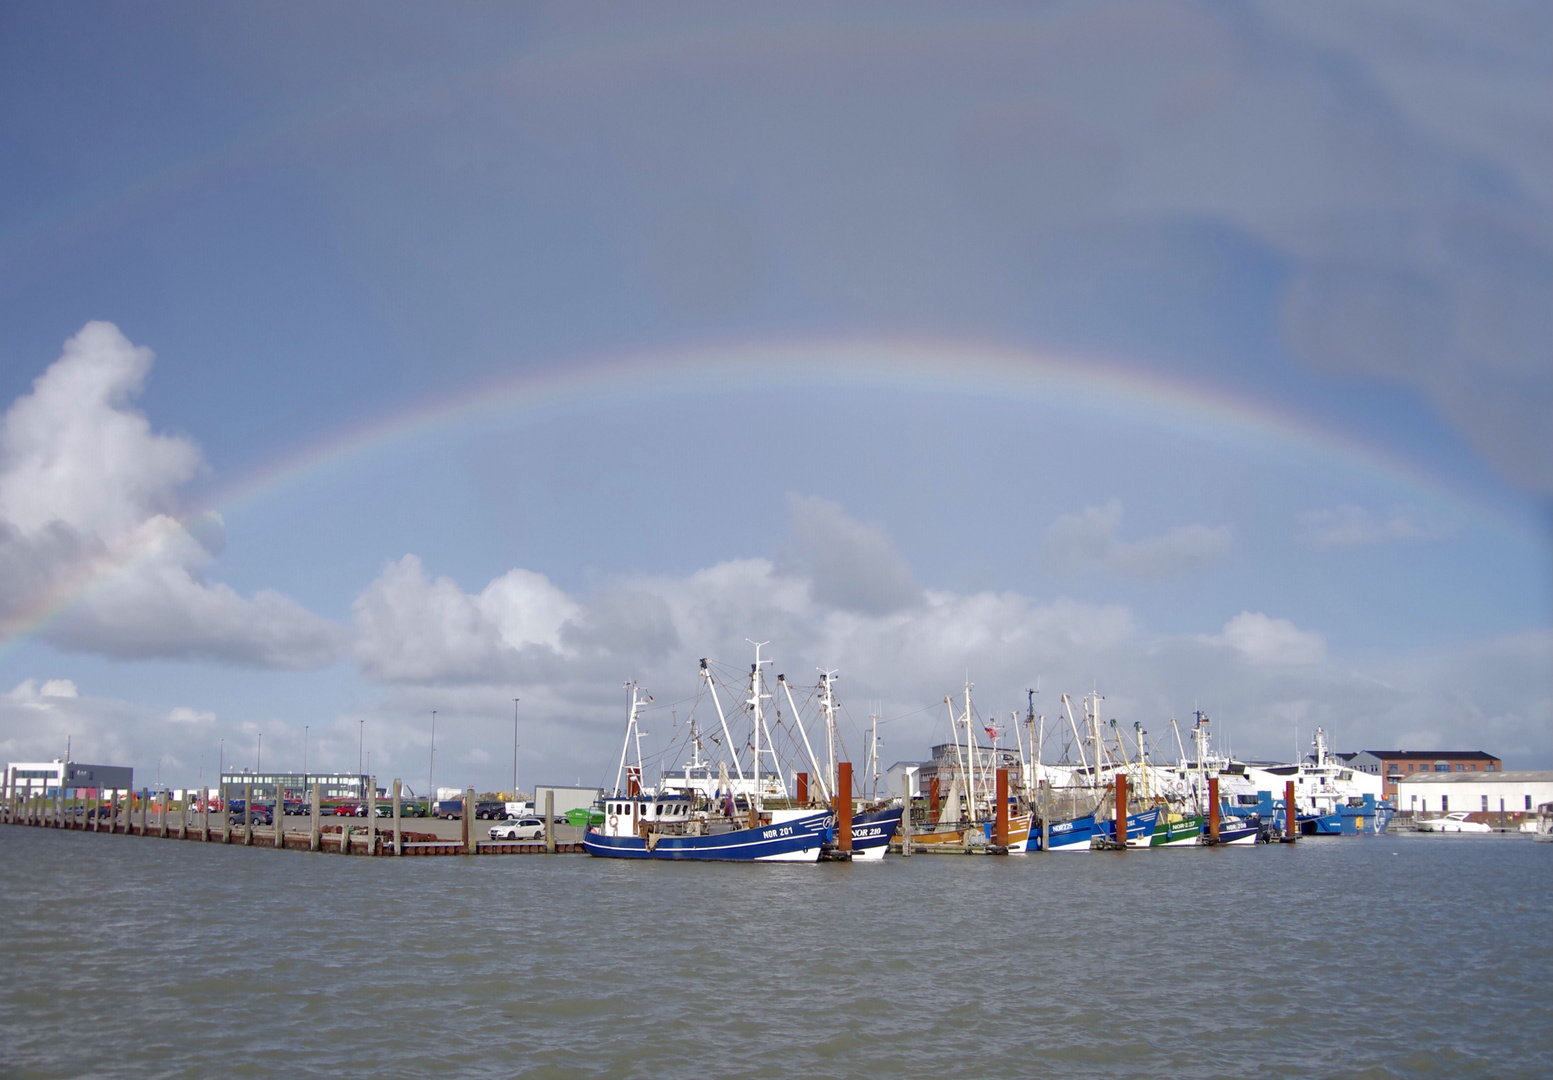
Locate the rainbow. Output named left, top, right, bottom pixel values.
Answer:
left=2, top=333, right=1471, bottom=657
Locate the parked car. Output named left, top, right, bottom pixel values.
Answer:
left=435, top=799, right=464, bottom=819
left=474, top=800, right=505, bottom=820
left=330, top=802, right=364, bottom=817
left=230, top=804, right=273, bottom=825
left=489, top=817, right=546, bottom=841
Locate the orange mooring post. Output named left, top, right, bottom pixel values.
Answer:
left=994, top=768, right=1009, bottom=848
left=929, top=775, right=941, bottom=820
left=796, top=772, right=808, bottom=806
left=836, top=762, right=853, bottom=852
left=1114, top=772, right=1129, bottom=849
left=1285, top=780, right=1297, bottom=839
left=1208, top=775, right=1221, bottom=842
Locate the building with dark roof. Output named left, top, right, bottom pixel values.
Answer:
left=1339, top=750, right=1502, bottom=808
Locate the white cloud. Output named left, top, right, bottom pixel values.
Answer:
left=167, top=706, right=215, bottom=725
left=353, top=554, right=580, bottom=683
left=782, top=494, right=921, bottom=615
left=1205, top=611, right=1326, bottom=666
left=1296, top=504, right=1452, bottom=548
left=1046, top=499, right=1232, bottom=579
left=0, top=323, right=345, bottom=668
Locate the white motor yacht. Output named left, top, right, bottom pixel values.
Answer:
left=1415, top=811, right=1491, bottom=834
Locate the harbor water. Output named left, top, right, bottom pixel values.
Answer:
left=2, top=827, right=1548, bottom=1079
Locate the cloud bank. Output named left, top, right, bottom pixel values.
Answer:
left=0, top=323, right=345, bottom=668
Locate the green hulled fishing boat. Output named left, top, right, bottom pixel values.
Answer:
left=1150, top=812, right=1205, bottom=847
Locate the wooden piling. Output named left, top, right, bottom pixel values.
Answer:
left=1208, top=775, right=1220, bottom=843
left=544, top=789, right=556, bottom=854
left=179, top=792, right=189, bottom=840
left=201, top=790, right=210, bottom=842
left=243, top=783, right=253, bottom=846
left=273, top=785, right=285, bottom=849
left=310, top=782, right=321, bottom=851
left=900, top=773, right=912, bottom=856
left=463, top=788, right=474, bottom=855
left=392, top=779, right=403, bottom=856
left=159, top=789, right=169, bottom=838
left=140, top=790, right=149, bottom=837
left=366, top=776, right=376, bottom=855
left=1115, top=773, right=1128, bottom=849
left=836, top=762, right=853, bottom=853
left=1285, top=779, right=1297, bottom=840
left=340, top=822, right=351, bottom=854
left=994, top=767, right=1009, bottom=849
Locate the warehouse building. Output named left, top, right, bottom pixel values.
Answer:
left=1395, top=771, right=1553, bottom=819
left=6, top=760, right=133, bottom=797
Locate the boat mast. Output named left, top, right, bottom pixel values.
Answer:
left=963, top=681, right=977, bottom=818
left=1061, top=693, right=1091, bottom=782
left=821, top=670, right=839, bottom=800
left=702, top=659, right=746, bottom=784
left=614, top=682, right=648, bottom=796
left=868, top=710, right=881, bottom=802
left=747, top=640, right=772, bottom=813
left=945, top=694, right=968, bottom=823
left=780, top=675, right=831, bottom=803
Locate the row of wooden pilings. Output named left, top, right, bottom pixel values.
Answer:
left=0, top=776, right=576, bottom=856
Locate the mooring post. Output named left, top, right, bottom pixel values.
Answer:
left=462, top=788, right=473, bottom=854
left=273, top=785, right=285, bottom=849
left=994, top=767, right=1009, bottom=849
left=201, top=789, right=210, bottom=842
left=243, top=783, right=253, bottom=846
left=109, top=790, right=118, bottom=834
left=900, top=773, right=913, bottom=856
left=837, top=762, right=853, bottom=853
left=1115, top=773, right=1129, bottom=850
left=1040, top=780, right=1051, bottom=854
left=1285, top=780, right=1297, bottom=841
left=544, top=789, right=556, bottom=854
left=310, top=782, right=321, bottom=851
left=366, top=776, right=377, bottom=855
left=55, top=786, right=63, bottom=828
left=139, top=789, right=149, bottom=836
left=1208, top=775, right=1221, bottom=843
left=340, top=821, right=351, bottom=855
left=392, top=779, right=402, bottom=857
left=158, top=788, right=168, bottom=838
left=179, top=791, right=188, bottom=840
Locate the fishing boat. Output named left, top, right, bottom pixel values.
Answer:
left=849, top=806, right=905, bottom=859
left=584, top=793, right=835, bottom=860
left=1150, top=812, right=1205, bottom=847
left=1094, top=806, right=1161, bottom=848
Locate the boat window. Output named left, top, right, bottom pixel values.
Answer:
left=1527, top=796, right=1534, bottom=810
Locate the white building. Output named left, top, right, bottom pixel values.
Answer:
left=7, top=760, right=133, bottom=796
left=1395, top=771, right=1553, bottom=816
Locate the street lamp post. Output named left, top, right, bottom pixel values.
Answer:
left=513, top=698, right=520, bottom=798
left=428, top=710, right=437, bottom=816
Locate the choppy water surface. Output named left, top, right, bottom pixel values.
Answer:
left=1, top=827, right=1548, bottom=1079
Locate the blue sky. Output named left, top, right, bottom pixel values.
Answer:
left=1, top=2, right=1548, bottom=792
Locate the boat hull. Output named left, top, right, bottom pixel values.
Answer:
left=1151, top=814, right=1205, bottom=847
left=849, top=807, right=903, bottom=860
left=1036, top=814, right=1097, bottom=852
left=1094, top=808, right=1161, bottom=848
left=582, top=810, right=834, bottom=861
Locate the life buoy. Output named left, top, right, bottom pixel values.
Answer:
left=608, top=813, right=619, bottom=831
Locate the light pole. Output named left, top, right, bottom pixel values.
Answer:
left=358, top=718, right=365, bottom=798
left=428, top=710, right=437, bottom=815
left=218, top=738, right=224, bottom=807
left=303, top=725, right=309, bottom=775
left=513, top=698, right=520, bottom=798
left=256, top=733, right=262, bottom=773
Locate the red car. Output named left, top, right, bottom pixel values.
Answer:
left=330, top=802, right=366, bottom=817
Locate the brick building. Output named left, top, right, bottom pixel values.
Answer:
left=1339, top=750, right=1502, bottom=809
